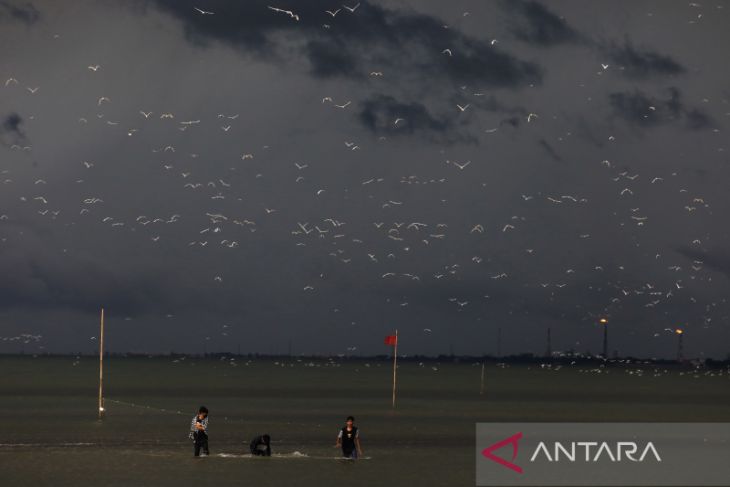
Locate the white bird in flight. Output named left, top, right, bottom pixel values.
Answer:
left=268, top=6, right=300, bottom=21
left=343, top=2, right=360, bottom=12
left=194, top=7, right=214, bottom=15
left=452, top=160, right=471, bottom=170
left=325, top=9, right=340, bottom=17
left=456, top=104, right=469, bottom=112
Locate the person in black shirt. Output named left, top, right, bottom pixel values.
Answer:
left=249, top=434, right=272, bottom=456
left=335, top=416, right=362, bottom=459
left=188, top=406, right=209, bottom=457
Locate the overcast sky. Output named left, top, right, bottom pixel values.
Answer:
left=1, top=0, right=729, bottom=358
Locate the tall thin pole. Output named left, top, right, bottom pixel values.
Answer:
left=545, top=328, right=552, bottom=358
left=98, top=308, right=105, bottom=420
left=598, top=318, right=609, bottom=359
left=677, top=330, right=684, bottom=363
left=392, top=329, right=398, bottom=408
left=497, top=327, right=502, bottom=358
left=480, top=362, right=485, bottom=395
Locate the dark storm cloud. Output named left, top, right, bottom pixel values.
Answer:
left=499, top=116, right=522, bottom=129
left=0, top=0, right=39, bottom=25
left=369, top=267, right=606, bottom=327
left=500, top=0, right=584, bottom=46
left=357, top=94, right=477, bottom=144
left=538, top=139, right=562, bottom=162
left=3, top=0, right=730, bottom=358
left=305, top=39, right=359, bottom=78
left=0, top=235, right=253, bottom=316
left=603, top=41, right=685, bottom=79
left=675, top=247, right=730, bottom=280
left=570, top=116, right=607, bottom=149
left=684, top=108, right=713, bottom=130
left=0, top=112, right=29, bottom=147
left=149, top=0, right=542, bottom=87
left=608, top=87, right=713, bottom=129
left=0, top=253, right=161, bottom=314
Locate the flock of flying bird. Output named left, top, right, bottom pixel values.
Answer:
left=1, top=3, right=727, bottom=357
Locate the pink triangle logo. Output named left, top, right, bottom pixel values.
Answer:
left=481, top=432, right=524, bottom=474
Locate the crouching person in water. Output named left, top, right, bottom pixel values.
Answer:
left=335, top=416, right=363, bottom=459
left=250, top=434, right=272, bottom=456
left=189, top=406, right=209, bottom=457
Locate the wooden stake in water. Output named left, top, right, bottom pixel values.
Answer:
left=98, top=308, right=105, bottom=420
left=392, top=329, right=398, bottom=409
left=480, top=362, right=485, bottom=395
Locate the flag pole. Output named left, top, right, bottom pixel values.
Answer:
left=98, top=308, right=105, bottom=420
left=392, top=329, right=398, bottom=408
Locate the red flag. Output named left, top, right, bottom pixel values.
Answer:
left=384, top=335, right=397, bottom=346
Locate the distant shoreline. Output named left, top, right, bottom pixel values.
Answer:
left=2, top=352, right=728, bottom=368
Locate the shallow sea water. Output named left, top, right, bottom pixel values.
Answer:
left=2, top=356, right=728, bottom=486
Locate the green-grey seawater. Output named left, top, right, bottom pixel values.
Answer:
left=1, top=356, right=728, bottom=486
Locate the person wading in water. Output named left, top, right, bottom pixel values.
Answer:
left=335, top=416, right=363, bottom=459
